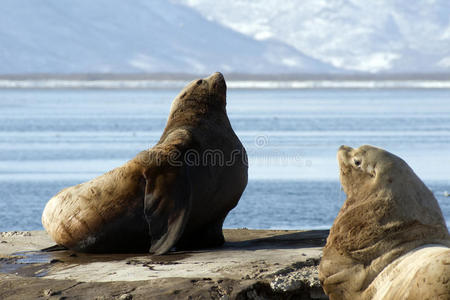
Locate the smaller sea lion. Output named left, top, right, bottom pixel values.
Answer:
left=319, top=145, right=450, bottom=300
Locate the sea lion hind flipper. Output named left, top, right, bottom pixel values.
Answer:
left=144, top=167, right=192, bottom=255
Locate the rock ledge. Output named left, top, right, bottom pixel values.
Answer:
left=0, top=229, right=329, bottom=299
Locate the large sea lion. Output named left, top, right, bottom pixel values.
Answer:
left=42, top=72, right=248, bottom=255
left=319, top=145, right=450, bottom=300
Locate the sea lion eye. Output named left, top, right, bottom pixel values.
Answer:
left=196, top=79, right=203, bottom=85
left=354, top=159, right=361, bottom=167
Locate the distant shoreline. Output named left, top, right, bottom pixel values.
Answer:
left=1, top=72, right=449, bottom=81
left=1, top=79, right=449, bottom=90
left=1, top=73, right=449, bottom=89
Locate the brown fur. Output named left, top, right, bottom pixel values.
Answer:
left=42, top=72, right=248, bottom=254
left=319, top=145, right=450, bottom=299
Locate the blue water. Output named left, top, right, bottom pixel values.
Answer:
left=0, top=88, right=449, bottom=231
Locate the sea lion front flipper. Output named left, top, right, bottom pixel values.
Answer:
left=144, top=166, right=192, bottom=255
left=175, top=217, right=225, bottom=250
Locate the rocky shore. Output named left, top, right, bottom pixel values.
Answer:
left=0, top=229, right=329, bottom=299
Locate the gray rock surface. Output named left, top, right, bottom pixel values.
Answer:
left=0, top=229, right=329, bottom=299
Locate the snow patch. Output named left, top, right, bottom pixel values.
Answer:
left=177, top=0, right=450, bottom=73
left=437, top=57, right=450, bottom=68
left=353, top=52, right=401, bottom=73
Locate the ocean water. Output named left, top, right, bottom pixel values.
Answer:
left=0, top=87, right=449, bottom=231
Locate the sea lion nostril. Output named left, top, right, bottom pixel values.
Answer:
left=196, top=79, right=203, bottom=85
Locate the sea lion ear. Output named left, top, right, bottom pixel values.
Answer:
left=143, top=167, right=191, bottom=255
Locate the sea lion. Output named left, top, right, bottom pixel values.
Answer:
left=42, top=72, right=248, bottom=254
left=319, top=145, right=450, bottom=300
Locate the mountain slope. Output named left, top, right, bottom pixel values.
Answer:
left=177, top=0, right=450, bottom=73
left=0, top=0, right=333, bottom=74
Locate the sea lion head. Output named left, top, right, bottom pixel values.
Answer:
left=168, top=72, right=227, bottom=120
left=333, top=144, right=449, bottom=262
left=338, top=144, right=413, bottom=199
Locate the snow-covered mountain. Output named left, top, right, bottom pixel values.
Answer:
left=0, top=0, right=448, bottom=75
left=0, top=0, right=333, bottom=75
left=177, top=0, right=450, bottom=73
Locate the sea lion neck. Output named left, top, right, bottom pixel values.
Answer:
left=162, top=101, right=227, bottom=137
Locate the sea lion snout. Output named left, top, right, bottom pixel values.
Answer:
left=207, top=72, right=226, bottom=96
left=208, top=72, right=224, bottom=82
left=337, top=145, right=353, bottom=166
left=338, top=145, right=352, bottom=151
